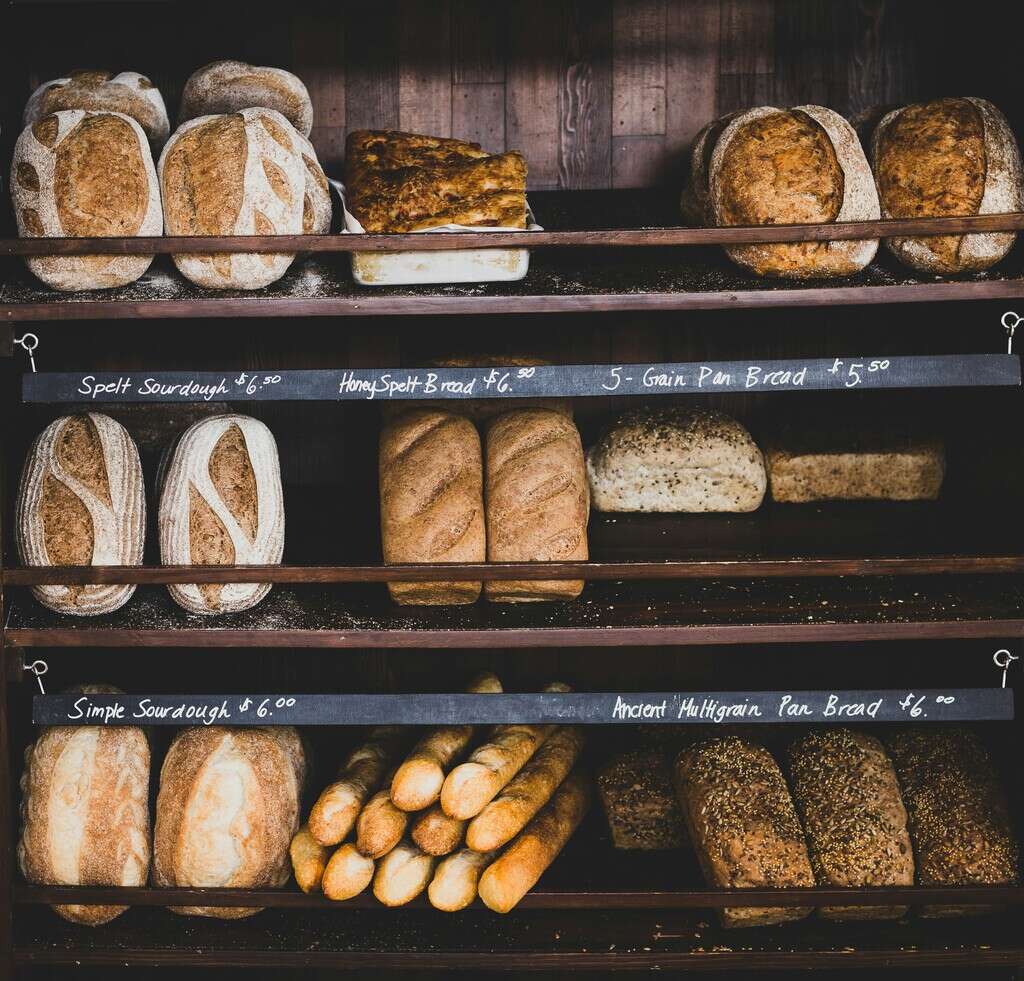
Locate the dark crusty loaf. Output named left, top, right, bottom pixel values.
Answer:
left=674, top=736, right=815, bottom=927
left=788, top=729, right=914, bottom=920
left=598, top=750, right=686, bottom=850
left=679, top=111, right=741, bottom=226
left=887, top=727, right=1018, bottom=916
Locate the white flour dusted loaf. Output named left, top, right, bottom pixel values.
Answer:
left=19, top=685, right=150, bottom=926
left=17, top=413, right=144, bottom=615
left=153, top=726, right=306, bottom=918
left=159, top=108, right=309, bottom=289
left=295, top=128, right=332, bottom=235
left=11, top=110, right=162, bottom=290
left=159, top=414, right=284, bottom=615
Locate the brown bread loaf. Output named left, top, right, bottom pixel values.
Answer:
left=485, top=409, right=589, bottom=602
left=379, top=408, right=485, bottom=605
left=597, top=749, right=686, bottom=850
left=411, top=803, right=467, bottom=856
left=373, top=840, right=437, bottom=907
left=428, top=847, right=497, bottom=911
left=289, top=824, right=331, bottom=894
left=355, top=772, right=409, bottom=859
left=321, top=843, right=375, bottom=901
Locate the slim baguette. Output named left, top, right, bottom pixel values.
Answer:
left=428, top=848, right=497, bottom=911
left=308, top=727, right=404, bottom=846
left=373, top=840, right=437, bottom=907
left=321, top=843, right=375, bottom=902
left=391, top=672, right=503, bottom=812
left=467, top=727, right=585, bottom=852
left=411, top=803, right=467, bottom=856
left=289, top=825, right=330, bottom=894
left=356, top=769, right=408, bottom=859
left=478, top=770, right=591, bottom=913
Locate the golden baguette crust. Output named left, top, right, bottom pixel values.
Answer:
left=373, top=840, right=436, bottom=907
left=428, top=847, right=497, bottom=911
left=411, top=802, right=466, bottom=856
left=289, top=824, right=330, bottom=894
left=321, top=843, right=375, bottom=902
left=356, top=774, right=409, bottom=859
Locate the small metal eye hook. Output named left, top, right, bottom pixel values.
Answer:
left=1001, top=312, right=1022, bottom=354
left=14, top=333, right=39, bottom=372
left=25, top=659, right=48, bottom=695
left=993, top=649, right=1019, bottom=689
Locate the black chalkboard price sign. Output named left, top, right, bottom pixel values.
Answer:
left=21, top=354, right=1021, bottom=404
left=32, top=688, right=1013, bottom=727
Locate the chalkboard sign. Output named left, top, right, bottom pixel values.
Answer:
left=32, top=689, right=1013, bottom=727
left=22, top=354, right=1021, bottom=404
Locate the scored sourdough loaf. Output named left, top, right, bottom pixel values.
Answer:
left=886, top=727, right=1018, bottom=916
left=17, top=413, right=145, bottom=615
left=379, top=408, right=486, bottom=605
left=788, top=729, right=914, bottom=920
left=24, top=71, right=169, bottom=145
left=180, top=61, right=313, bottom=137
left=586, top=408, right=766, bottom=513
left=11, top=110, right=162, bottom=290
left=485, top=409, right=589, bottom=602
left=159, top=414, right=284, bottom=615
left=674, top=736, right=815, bottom=927
left=19, top=685, right=150, bottom=926
left=872, top=97, right=1023, bottom=275
left=708, top=105, right=879, bottom=278
left=153, top=726, right=306, bottom=918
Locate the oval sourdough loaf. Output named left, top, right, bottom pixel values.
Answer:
left=709, top=105, right=879, bottom=278
left=180, top=60, right=313, bottom=136
left=11, top=109, right=162, bottom=290
left=153, top=726, right=306, bottom=918
left=871, top=97, right=1023, bottom=275
left=24, top=70, right=169, bottom=145
left=19, top=685, right=150, bottom=926
left=17, top=412, right=145, bottom=615
left=158, top=108, right=311, bottom=289
left=586, top=408, right=766, bottom=513
left=159, top=414, right=285, bottom=615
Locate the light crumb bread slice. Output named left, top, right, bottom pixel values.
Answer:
left=674, top=736, right=815, bottom=927
left=586, top=408, right=766, bottom=513
left=709, top=104, right=879, bottom=278
left=872, top=97, right=1023, bottom=275
left=788, top=729, right=913, bottom=920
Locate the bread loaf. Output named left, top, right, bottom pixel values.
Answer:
left=295, top=128, right=332, bottom=235
left=679, top=111, right=741, bottom=225
left=321, top=842, right=376, bottom=902
left=25, top=71, right=169, bottom=145
left=289, top=824, right=330, bottom=894
left=674, top=736, right=814, bottom=927
left=18, top=685, right=150, bottom=926
left=887, top=727, right=1018, bottom=916
left=597, top=749, right=686, bottom=850
left=872, top=97, right=1023, bottom=275
left=485, top=409, right=589, bottom=602
left=158, top=413, right=284, bottom=615
left=373, top=840, right=436, bottom=907
left=410, top=803, right=466, bottom=856
left=788, top=729, right=913, bottom=920
left=428, top=847, right=497, bottom=911
left=153, top=726, right=306, bottom=918
left=709, top=105, right=879, bottom=278
left=586, top=408, right=766, bottom=513
left=158, top=108, right=308, bottom=289
left=11, top=110, right=162, bottom=290
left=181, top=61, right=313, bottom=137
left=17, top=413, right=145, bottom=615
left=379, top=409, right=485, bottom=605
left=356, top=772, right=409, bottom=859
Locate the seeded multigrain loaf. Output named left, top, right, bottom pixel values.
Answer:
left=674, top=737, right=814, bottom=927
left=872, top=98, right=1023, bottom=275
left=788, top=729, right=914, bottom=920
left=17, top=413, right=145, bottom=615
left=11, top=110, right=162, bottom=290
left=586, top=408, right=766, bottom=513
left=598, top=750, right=686, bottom=850
left=887, top=727, right=1018, bottom=916
left=709, top=105, right=879, bottom=278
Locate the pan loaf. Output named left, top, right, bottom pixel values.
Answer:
left=485, top=409, right=589, bottom=602
left=598, top=749, right=686, bottom=850
left=17, top=413, right=145, bottom=615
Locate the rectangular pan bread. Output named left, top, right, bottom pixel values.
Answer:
left=788, top=728, right=914, bottom=920
left=674, top=736, right=814, bottom=927
left=598, top=749, right=686, bottom=850
left=886, top=727, right=1018, bottom=916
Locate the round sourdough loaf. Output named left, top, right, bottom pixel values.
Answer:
left=24, top=70, right=169, bottom=145
left=708, top=104, right=879, bottom=278
left=180, top=60, right=313, bottom=136
left=159, top=109, right=310, bottom=289
left=679, top=110, right=741, bottom=226
left=153, top=726, right=306, bottom=918
left=19, top=685, right=150, bottom=926
left=294, top=127, right=332, bottom=235
left=158, top=413, right=284, bottom=615
left=871, top=97, right=1023, bottom=275
left=16, top=412, right=145, bottom=615
left=11, top=110, right=162, bottom=291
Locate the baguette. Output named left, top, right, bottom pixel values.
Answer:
left=308, top=727, right=404, bottom=846
left=356, top=770, right=409, bottom=859
left=289, top=824, right=330, bottom=894
left=467, top=727, right=585, bottom=852
left=321, top=843, right=375, bottom=902
left=373, top=840, right=436, bottom=907
left=441, top=682, right=571, bottom=820
left=411, top=803, right=466, bottom=856
left=478, top=770, right=591, bottom=913
left=428, top=848, right=497, bottom=911
left=391, top=671, right=503, bottom=811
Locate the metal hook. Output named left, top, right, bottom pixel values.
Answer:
left=14, top=333, right=38, bottom=373
left=25, top=659, right=48, bottom=695
left=993, top=649, right=1019, bottom=688
left=1001, top=312, right=1022, bottom=354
